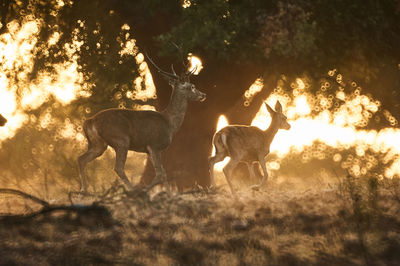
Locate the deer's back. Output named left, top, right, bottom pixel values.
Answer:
left=215, top=125, right=268, bottom=161
left=88, top=108, right=171, bottom=152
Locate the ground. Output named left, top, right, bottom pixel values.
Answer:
left=0, top=173, right=399, bottom=265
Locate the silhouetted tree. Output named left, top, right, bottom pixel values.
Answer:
left=1, top=0, right=399, bottom=190
left=119, top=0, right=400, bottom=188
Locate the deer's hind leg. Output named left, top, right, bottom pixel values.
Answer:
left=78, top=141, right=107, bottom=193
left=209, top=133, right=229, bottom=189
left=223, top=158, right=239, bottom=196
left=208, top=150, right=227, bottom=189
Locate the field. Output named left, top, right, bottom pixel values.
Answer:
left=0, top=173, right=399, bottom=266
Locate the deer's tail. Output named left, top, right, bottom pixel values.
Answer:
left=82, top=118, right=103, bottom=148
left=212, top=130, right=229, bottom=155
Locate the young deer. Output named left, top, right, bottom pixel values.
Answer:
left=78, top=56, right=206, bottom=193
left=209, top=101, right=290, bottom=195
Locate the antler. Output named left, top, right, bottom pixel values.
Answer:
left=170, top=42, right=197, bottom=81
left=145, top=52, right=180, bottom=80
left=188, top=64, right=197, bottom=76
left=171, top=64, right=177, bottom=76
left=182, top=62, right=198, bottom=82
left=146, top=44, right=198, bottom=83
left=171, top=42, right=190, bottom=70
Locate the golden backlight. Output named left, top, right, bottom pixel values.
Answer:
left=133, top=52, right=156, bottom=106
left=215, top=75, right=400, bottom=179
left=212, top=115, right=230, bottom=172
left=187, top=54, right=203, bottom=75
left=0, top=18, right=90, bottom=141
left=0, top=18, right=161, bottom=142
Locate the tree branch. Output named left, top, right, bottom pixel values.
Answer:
left=0, top=188, right=49, bottom=207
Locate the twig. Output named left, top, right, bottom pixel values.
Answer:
left=68, top=182, right=147, bottom=205
left=0, top=203, right=110, bottom=221
left=144, top=178, right=163, bottom=192
left=0, top=188, right=113, bottom=223
left=0, top=188, right=49, bottom=207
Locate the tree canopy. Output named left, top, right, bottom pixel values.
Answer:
left=156, top=1, right=399, bottom=68
left=0, top=0, right=399, bottom=191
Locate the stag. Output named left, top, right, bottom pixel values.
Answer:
left=209, top=101, right=290, bottom=195
left=78, top=55, right=206, bottom=193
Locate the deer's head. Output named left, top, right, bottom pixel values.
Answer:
left=265, top=101, right=291, bottom=130
left=146, top=53, right=206, bottom=102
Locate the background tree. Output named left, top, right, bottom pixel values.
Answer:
left=0, top=0, right=399, bottom=192
left=120, top=0, right=400, bottom=188
left=0, top=0, right=150, bottom=195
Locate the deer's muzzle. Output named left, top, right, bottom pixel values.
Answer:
left=198, top=92, right=206, bottom=102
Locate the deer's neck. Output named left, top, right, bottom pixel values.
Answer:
left=263, top=118, right=280, bottom=148
left=162, top=89, right=188, bottom=134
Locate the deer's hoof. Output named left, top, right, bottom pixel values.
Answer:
left=250, top=184, right=261, bottom=191
left=152, top=177, right=162, bottom=185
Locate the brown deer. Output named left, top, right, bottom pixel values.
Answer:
left=78, top=55, right=206, bottom=193
left=209, top=101, right=290, bottom=195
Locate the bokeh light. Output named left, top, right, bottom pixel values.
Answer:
left=187, top=54, right=203, bottom=75
left=212, top=115, right=230, bottom=172
left=243, top=78, right=263, bottom=106
left=0, top=15, right=158, bottom=142
left=215, top=73, right=400, bottom=179
left=0, top=17, right=91, bottom=141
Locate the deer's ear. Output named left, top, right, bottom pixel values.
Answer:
left=265, top=102, right=275, bottom=115
left=275, top=101, right=282, bottom=113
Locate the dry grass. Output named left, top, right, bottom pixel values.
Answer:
left=0, top=174, right=399, bottom=265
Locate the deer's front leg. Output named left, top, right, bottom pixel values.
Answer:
left=114, top=147, right=134, bottom=189
left=250, top=155, right=269, bottom=190
left=258, top=155, right=269, bottom=187
left=147, top=147, right=167, bottom=189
